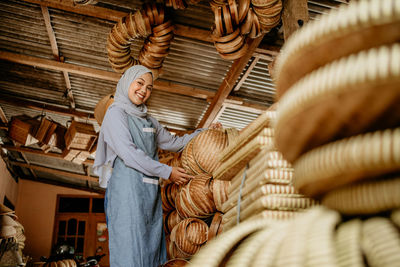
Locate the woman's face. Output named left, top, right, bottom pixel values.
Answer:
left=128, top=72, right=153, bottom=105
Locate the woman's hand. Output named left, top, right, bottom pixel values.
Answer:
left=209, top=122, right=223, bottom=129
left=169, top=167, right=193, bottom=185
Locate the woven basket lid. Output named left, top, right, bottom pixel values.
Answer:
left=322, top=176, right=400, bottom=215
left=187, top=174, right=216, bottom=216
left=192, top=129, right=228, bottom=174
left=181, top=138, right=205, bottom=175
left=171, top=218, right=208, bottom=256
left=362, top=217, right=400, bottom=266
left=294, top=127, right=400, bottom=197
left=275, top=44, right=400, bottom=163
left=274, top=0, right=400, bottom=98
left=94, top=94, right=114, bottom=125
left=212, top=179, right=230, bottom=212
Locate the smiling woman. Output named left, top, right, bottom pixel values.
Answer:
left=93, top=65, right=205, bottom=267
left=128, top=73, right=153, bottom=105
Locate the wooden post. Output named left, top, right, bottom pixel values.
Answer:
left=282, top=0, right=309, bottom=41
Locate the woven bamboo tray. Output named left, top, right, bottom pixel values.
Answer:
left=213, top=135, right=275, bottom=180
left=220, top=111, right=276, bottom=162
left=225, top=168, right=294, bottom=212
left=223, top=183, right=297, bottom=214
left=294, top=127, right=400, bottom=197
left=275, top=44, right=400, bottom=163
left=362, top=217, right=400, bottom=266
left=228, top=150, right=284, bottom=194
left=222, top=195, right=318, bottom=226
left=322, top=176, right=400, bottom=215
left=335, top=219, right=363, bottom=267
left=274, top=0, right=400, bottom=98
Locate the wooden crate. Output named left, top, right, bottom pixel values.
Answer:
left=64, top=120, right=97, bottom=151
left=8, top=115, right=40, bottom=146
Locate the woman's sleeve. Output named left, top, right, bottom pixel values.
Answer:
left=102, top=108, right=172, bottom=179
left=150, top=117, right=205, bottom=152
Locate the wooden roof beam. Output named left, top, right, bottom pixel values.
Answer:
left=21, top=0, right=213, bottom=43
left=41, top=5, right=76, bottom=109
left=9, top=161, right=98, bottom=182
left=197, top=35, right=265, bottom=128
left=0, top=51, right=215, bottom=100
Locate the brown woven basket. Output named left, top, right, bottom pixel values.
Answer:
left=170, top=218, right=209, bottom=256
left=208, top=212, right=224, bottom=241
left=181, top=138, right=205, bottom=175
left=192, top=129, right=228, bottom=174
left=212, top=179, right=231, bottom=212
left=162, top=258, right=189, bottom=267
left=165, top=210, right=183, bottom=234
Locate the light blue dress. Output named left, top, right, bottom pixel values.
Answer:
left=104, top=111, right=201, bottom=267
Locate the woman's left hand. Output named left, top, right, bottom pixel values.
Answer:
left=209, top=122, right=223, bottom=129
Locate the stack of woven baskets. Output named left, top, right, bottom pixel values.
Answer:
left=190, top=1, right=400, bottom=266
left=161, top=129, right=237, bottom=260
left=212, top=109, right=318, bottom=231
left=211, top=0, right=282, bottom=59
left=0, top=204, right=27, bottom=267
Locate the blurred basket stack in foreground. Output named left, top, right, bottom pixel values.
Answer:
left=190, top=1, right=400, bottom=266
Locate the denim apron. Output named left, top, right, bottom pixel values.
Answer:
left=105, top=115, right=166, bottom=267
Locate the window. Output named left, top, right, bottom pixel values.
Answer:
left=57, top=218, right=86, bottom=254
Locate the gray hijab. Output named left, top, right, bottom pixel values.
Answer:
left=112, top=65, right=153, bottom=118
left=94, top=65, right=153, bottom=188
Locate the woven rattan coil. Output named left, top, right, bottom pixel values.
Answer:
left=274, top=0, right=400, bottom=98
left=189, top=218, right=276, bottom=266
left=274, top=207, right=328, bottom=266
left=294, top=127, right=400, bottom=197
left=362, top=217, right=400, bottom=266
left=220, top=111, right=275, bottom=161
left=193, top=129, right=228, bottom=174
left=322, top=176, right=400, bottom=215
left=304, top=209, right=340, bottom=267
left=213, top=135, right=275, bottom=180
left=224, top=227, right=276, bottom=267
left=275, top=44, right=400, bottom=163
left=250, top=223, right=287, bottom=267
left=335, top=219, right=363, bottom=267
left=391, top=209, right=400, bottom=227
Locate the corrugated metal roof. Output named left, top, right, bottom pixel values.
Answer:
left=217, top=106, right=261, bottom=130
left=0, top=0, right=53, bottom=59
left=147, top=90, right=209, bottom=130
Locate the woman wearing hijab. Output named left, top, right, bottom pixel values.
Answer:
left=94, top=65, right=211, bottom=266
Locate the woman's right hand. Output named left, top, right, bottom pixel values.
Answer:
left=169, top=167, right=193, bottom=185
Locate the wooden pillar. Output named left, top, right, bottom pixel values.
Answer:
left=282, top=0, right=309, bottom=41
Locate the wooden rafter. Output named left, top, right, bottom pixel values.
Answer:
left=41, top=5, right=76, bottom=109
left=21, top=0, right=213, bottom=43
left=232, top=55, right=260, bottom=92
left=197, top=35, right=265, bottom=128
left=0, top=51, right=213, bottom=100
left=10, top=161, right=98, bottom=182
